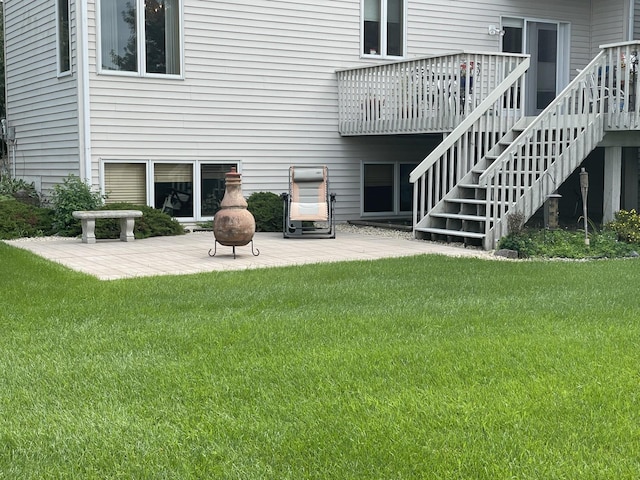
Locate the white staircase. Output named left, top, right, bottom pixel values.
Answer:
left=417, top=117, right=534, bottom=245
left=410, top=44, right=637, bottom=249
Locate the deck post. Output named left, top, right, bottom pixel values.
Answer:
left=603, top=146, right=622, bottom=223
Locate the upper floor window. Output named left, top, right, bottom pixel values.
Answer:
left=99, top=0, right=181, bottom=76
left=363, top=0, right=404, bottom=57
left=57, top=0, right=71, bottom=74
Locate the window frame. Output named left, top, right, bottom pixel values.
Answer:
left=361, top=0, right=406, bottom=59
left=97, top=0, right=184, bottom=79
left=56, top=0, right=72, bottom=76
left=361, top=161, right=416, bottom=217
left=100, top=159, right=240, bottom=222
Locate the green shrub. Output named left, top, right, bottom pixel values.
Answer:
left=605, top=209, right=640, bottom=243
left=0, top=198, right=55, bottom=239
left=247, top=191, right=283, bottom=232
left=95, top=203, right=186, bottom=240
left=497, top=232, right=536, bottom=258
left=0, top=177, right=41, bottom=206
left=498, top=228, right=639, bottom=259
left=51, top=175, right=105, bottom=236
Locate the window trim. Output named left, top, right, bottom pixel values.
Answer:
left=97, top=0, right=184, bottom=79
left=56, top=0, right=72, bottom=76
left=361, top=0, right=407, bottom=59
left=100, top=159, right=241, bottom=222
left=361, top=161, right=416, bottom=217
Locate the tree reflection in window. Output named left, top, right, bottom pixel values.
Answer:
left=101, top=0, right=180, bottom=75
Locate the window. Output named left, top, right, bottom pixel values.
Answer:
left=154, top=163, right=193, bottom=217
left=104, top=163, right=147, bottom=204
left=201, top=164, right=237, bottom=217
left=103, top=161, right=237, bottom=220
left=363, top=0, right=404, bottom=57
left=100, top=0, right=181, bottom=75
left=57, top=0, right=71, bottom=74
left=363, top=162, right=416, bottom=214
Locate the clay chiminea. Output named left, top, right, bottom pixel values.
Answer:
left=209, top=167, right=259, bottom=258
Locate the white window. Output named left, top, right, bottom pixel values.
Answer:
left=57, top=0, right=71, bottom=74
left=102, top=161, right=238, bottom=220
left=99, top=0, right=181, bottom=76
left=363, top=0, right=404, bottom=57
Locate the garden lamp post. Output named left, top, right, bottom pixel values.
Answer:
left=580, top=168, right=589, bottom=246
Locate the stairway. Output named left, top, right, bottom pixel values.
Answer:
left=412, top=48, right=616, bottom=250
left=415, top=117, right=535, bottom=247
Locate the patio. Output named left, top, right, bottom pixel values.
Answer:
left=3, top=227, right=492, bottom=280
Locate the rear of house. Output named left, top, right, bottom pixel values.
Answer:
left=4, top=0, right=640, bottom=239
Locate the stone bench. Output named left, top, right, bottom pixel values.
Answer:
left=72, top=210, right=143, bottom=244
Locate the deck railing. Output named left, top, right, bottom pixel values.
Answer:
left=337, top=51, right=529, bottom=135
left=601, top=41, right=640, bottom=130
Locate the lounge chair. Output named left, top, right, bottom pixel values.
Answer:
left=282, top=165, right=336, bottom=238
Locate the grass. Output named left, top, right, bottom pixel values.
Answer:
left=1, top=243, right=640, bottom=478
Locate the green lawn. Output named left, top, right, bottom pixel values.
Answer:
left=1, top=242, right=640, bottom=479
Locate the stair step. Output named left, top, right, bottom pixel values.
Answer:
left=431, top=212, right=486, bottom=222
left=445, top=198, right=486, bottom=205
left=415, top=227, right=485, bottom=239
left=458, top=183, right=484, bottom=190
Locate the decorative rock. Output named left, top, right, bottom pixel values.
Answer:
left=494, top=248, right=519, bottom=259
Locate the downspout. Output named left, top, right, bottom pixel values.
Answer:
left=76, top=0, right=92, bottom=184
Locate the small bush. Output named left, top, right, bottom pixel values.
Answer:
left=0, top=177, right=41, bottom=206
left=497, top=231, right=536, bottom=257
left=498, top=228, right=639, bottom=259
left=95, top=203, right=186, bottom=240
left=606, top=209, right=640, bottom=243
left=247, top=191, right=283, bottom=232
left=51, top=175, right=104, bottom=236
left=0, top=198, right=55, bottom=239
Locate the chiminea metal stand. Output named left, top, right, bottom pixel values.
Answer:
left=208, top=241, right=260, bottom=259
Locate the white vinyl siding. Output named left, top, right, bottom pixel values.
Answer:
left=87, top=0, right=364, bottom=219
left=7, top=0, right=625, bottom=218
left=635, top=0, right=640, bottom=39
left=82, top=0, right=597, bottom=220
left=591, top=0, right=627, bottom=53
left=4, top=0, right=80, bottom=193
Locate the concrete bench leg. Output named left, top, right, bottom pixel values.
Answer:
left=120, top=217, right=136, bottom=242
left=81, top=219, right=96, bottom=244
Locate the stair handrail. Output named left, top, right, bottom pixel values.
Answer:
left=477, top=51, right=606, bottom=188
left=478, top=51, right=609, bottom=247
left=409, top=57, right=530, bottom=184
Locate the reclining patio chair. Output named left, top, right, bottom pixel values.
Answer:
left=282, top=165, right=336, bottom=238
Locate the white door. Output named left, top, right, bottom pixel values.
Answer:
left=502, top=18, right=570, bottom=115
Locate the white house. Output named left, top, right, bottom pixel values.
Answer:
left=4, top=0, right=640, bottom=248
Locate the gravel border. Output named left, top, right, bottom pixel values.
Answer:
left=336, top=223, right=413, bottom=239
